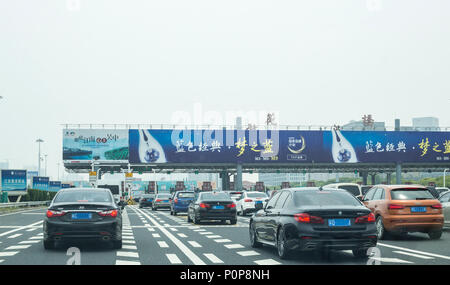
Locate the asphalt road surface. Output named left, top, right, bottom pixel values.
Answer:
left=1, top=205, right=450, bottom=265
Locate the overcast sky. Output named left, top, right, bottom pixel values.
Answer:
left=0, top=0, right=449, bottom=181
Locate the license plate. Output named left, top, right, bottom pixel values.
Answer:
left=163, top=200, right=169, bottom=203
left=255, top=201, right=263, bottom=204
left=411, top=207, right=427, bottom=213
left=212, top=205, right=224, bottom=210
left=71, top=213, right=92, bottom=220
left=328, top=219, right=351, bottom=227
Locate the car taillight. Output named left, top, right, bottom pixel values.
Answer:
left=355, top=213, right=376, bottom=224
left=294, top=213, right=324, bottom=224
left=142, top=198, right=147, bottom=201
left=388, top=204, right=405, bottom=210
left=46, top=210, right=66, bottom=218
left=244, top=199, right=253, bottom=202
left=199, top=203, right=211, bottom=208
left=155, top=199, right=162, bottom=202
left=174, top=199, right=179, bottom=204
left=431, top=204, right=442, bottom=209
left=99, top=210, right=118, bottom=217
left=226, top=203, right=236, bottom=208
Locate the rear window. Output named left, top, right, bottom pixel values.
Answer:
left=247, top=193, right=268, bottom=198
left=156, top=194, right=172, bottom=199
left=390, top=189, right=434, bottom=200
left=337, top=185, right=361, bottom=196
left=142, top=194, right=154, bottom=198
left=200, top=192, right=230, bottom=201
left=54, top=190, right=112, bottom=203
left=294, top=190, right=361, bottom=207
left=178, top=192, right=195, bottom=198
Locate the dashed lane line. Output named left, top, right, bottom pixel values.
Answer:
left=5, top=245, right=31, bottom=250
left=214, top=239, right=231, bottom=243
left=237, top=251, right=260, bottom=257
left=0, top=221, right=43, bottom=238
left=166, top=254, right=182, bottom=264
left=224, top=244, right=245, bottom=249
left=188, top=241, right=202, bottom=248
left=0, top=251, right=19, bottom=257
left=7, top=234, right=23, bottom=239
left=157, top=241, right=169, bottom=248
left=116, top=260, right=141, bottom=265
left=203, top=253, right=224, bottom=264
left=254, top=259, right=281, bottom=265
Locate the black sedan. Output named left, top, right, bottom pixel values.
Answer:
left=139, top=194, right=155, bottom=208
left=249, top=187, right=377, bottom=259
left=43, top=188, right=122, bottom=250
left=187, top=191, right=237, bottom=225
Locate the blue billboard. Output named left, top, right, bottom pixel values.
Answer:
left=61, top=183, right=72, bottom=189
left=32, top=176, right=50, bottom=191
left=49, top=181, right=62, bottom=192
left=0, top=170, right=27, bottom=193
left=128, top=129, right=450, bottom=164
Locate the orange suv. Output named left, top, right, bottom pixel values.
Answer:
left=362, top=185, right=444, bottom=240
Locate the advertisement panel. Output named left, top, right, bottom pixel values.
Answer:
left=61, top=183, right=72, bottom=189
left=49, top=181, right=62, bottom=192
left=128, top=129, right=450, bottom=164
left=32, top=176, right=49, bottom=191
left=63, top=129, right=129, bottom=162
left=0, top=170, right=27, bottom=194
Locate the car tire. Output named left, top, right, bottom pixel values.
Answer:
left=187, top=213, right=192, bottom=223
left=43, top=239, right=54, bottom=250
left=276, top=227, right=291, bottom=260
left=352, top=248, right=369, bottom=259
left=428, top=230, right=442, bottom=240
left=173, top=211, right=177, bottom=216
left=249, top=222, right=262, bottom=248
left=112, top=240, right=122, bottom=249
left=376, top=216, right=388, bottom=240
left=230, top=218, right=237, bottom=225
left=170, top=210, right=173, bottom=215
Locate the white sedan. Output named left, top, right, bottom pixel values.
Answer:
left=236, top=191, right=269, bottom=216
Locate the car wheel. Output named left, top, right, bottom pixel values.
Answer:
left=376, top=216, right=388, bottom=240
left=276, top=227, right=291, bottom=259
left=352, top=248, right=369, bottom=259
left=193, top=214, right=200, bottom=224
left=249, top=222, right=262, bottom=248
left=112, top=240, right=122, bottom=249
left=170, top=210, right=173, bottom=215
left=173, top=211, right=177, bottom=216
left=187, top=213, right=192, bottom=223
left=230, top=218, right=237, bottom=225
left=43, top=239, right=54, bottom=250
left=428, top=230, right=442, bottom=240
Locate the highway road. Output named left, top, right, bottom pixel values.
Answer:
left=1, top=206, right=450, bottom=265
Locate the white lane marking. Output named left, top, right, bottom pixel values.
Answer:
left=378, top=243, right=450, bottom=260
left=19, top=240, right=40, bottom=244
left=7, top=234, right=22, bottom=239
left=147, top=228, right=155, bottom=232
left=393, top=251, right=435, bottom=260
left=122, top=245, right=138, bottom=250
left=0, top=208, right=46, bottom=217
left=166, top=254, right=182, bottom=264
left=0, top=220, right=43, bottom=237
left=117, top=251, right=139, bottom=258
left=203, top=253, right=224, bottom=264
left=37, top=233, right=43, bottom=236
left=214, top=239, right=231, bottom=243
left=122, top=236, right=134, bottom=240
left=237, top=251, right=260, bottom=257
left=193, top=229, right=206, bottom=232
left=26, top=228, right=38, bottom=232
left=188, top=241, right=202, bottom=248
left=158, top=241, right=169, bottom=248
left=206, top=235, right=222, bottom=239
left=116, top=260, right=141, bottom=265
left=0, top=251, right=19, bottom=257
left=122, top=240, right=136, bottom=244
left=177, top=233, right=187, bottom=238
left=5, top=245, right=31, bottom=250
left=152, top=233, right=161, bottom=238
left=29, top=236, right=42, bottom=240
left=254, top=259, right=281, bottom=265
left=199, top=232, right=214, bottom=235
left=169, top=228, right=178, bottom=232
left=0, top=260, right=3, bottom=263
left=133, top=207, right=206, bottom=265
left=224, top=244, right=244, bottom=249
left=144, top=224, right=150, bottom=227
left=370, top=257, right=413, bottom=264
left=122, top=232, right=134, bottom=236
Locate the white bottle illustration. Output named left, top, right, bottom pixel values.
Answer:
left=331, top=128, right=358, bottom=163
left=138, top=130, right=167, bottom=163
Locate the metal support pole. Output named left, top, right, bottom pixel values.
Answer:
left=386, top=173, right=392, bottom=185
left=236, top=164, right=243, bottom=191
left=371, top=174, right=376, bottom=185
left=362, top=172, right=368, bottom=185
left=396, top=163, right=402, bottom=184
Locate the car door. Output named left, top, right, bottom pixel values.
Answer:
left=188, top=194, right=199, bottom=218
left=256, top=191, right=281, bottom=241
left=439, top=193, right=450, bottom=225
left=362, top=187, right=377, bottom=211
left=266, top=191, right=290, bottom=242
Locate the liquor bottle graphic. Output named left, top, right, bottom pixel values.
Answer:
left=138, top=130, right=167, bottom=163
left=331, top=128, right=358, bottom=163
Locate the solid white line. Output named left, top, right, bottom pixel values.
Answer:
left=237, top=251, right=260, bottom=257
left=158, top=241, right=169, bottom=248
left=254, top=259, right=281, bottom=265
left=116, top=260, right=141, bottom=265
left=0, top=220, right=43, bottom=237
left=188, top=241, right=202, bottom=248
left=117, top=251, right=139, bottom=258
left=5, top=245, right=31, bottom=250
left=133, top=207, right=206, bottom=265
left=393, top=251, right=435, bottom=260
left=0, top=251, right=19, bottom=257
left=378, top=243, right=450, bottom=260
left=214, top=239, right=231, bottom=243
left=224, top=244, right=244, bottom=249
left=166, top=254, right=182, bottom=264
left=7, top=233, right=22, bottom=239
left=204, top=253, right=223, bottom=264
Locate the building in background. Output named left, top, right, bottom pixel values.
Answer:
left=258, top=173, right=306, bottom=187
left=0, top=160, right=9, bottom=170
left=412, top=117, right=440, bottom=131
left=342, top=120, right=386, bottom=131
left=187, top=173, right=219, bottom=190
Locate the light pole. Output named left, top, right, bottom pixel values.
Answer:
left=44, top=154, right=48, bottom=177
left=36, top=139, right=44, bottom=176
left=444, top=168, right=449, bottom=188
left=57, top=162, right=60, bottom=181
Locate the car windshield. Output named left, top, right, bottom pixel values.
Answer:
left=294, top=190, right=361, bottom=207
left=200, top=192, right=230, bottom=201
left=142, top=195, right=153, bottom=198
left=246, top=193, right=267, bottom=198
left=178, top=192, right=195, bottom=198
left=54, top=190, right=112, bottom=203
left=337, top=185, right=360, bottom=196
left=390, top=189, right=434, bottom=200
left=156, top=194, right=171, bottom=199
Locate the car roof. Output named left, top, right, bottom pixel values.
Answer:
left=59, top=187, right=109, bottom=192
left=324, top=183, right=361, bottom=187
left=375, top=184, right=428, bottom=190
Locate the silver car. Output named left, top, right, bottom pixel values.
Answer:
left=152, top=193, right=172, bottom=211
left=438, top=191, right=450, bottom=227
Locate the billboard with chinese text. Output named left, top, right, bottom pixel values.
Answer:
left=0, top=170, right=27, bottom=194
left=32, top=176, right=50, bottom=191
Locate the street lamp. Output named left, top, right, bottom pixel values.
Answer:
left=444, top=169, right=449, bottom=188
left=36, top=139, right=44, bottom=176
left=44, top=154, right=48, bottom=177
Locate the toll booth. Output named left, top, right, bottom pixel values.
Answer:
left=281, top=182, right=290, bottom=189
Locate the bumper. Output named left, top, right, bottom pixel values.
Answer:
left=139, top=201, right=153, bottom=207
left=173, top=205, right=189, bottom=212
left=196, top=211, right=237, bottom=221
left=288, top=236, right=377, bottom=251
left=44, top=219, right=120, bottom=241
left=384, top=215, right=444, bottom=232
left=153, top=203, right=171, bottom=208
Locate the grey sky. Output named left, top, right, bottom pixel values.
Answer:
left=0, top=0, right=449, bottom=181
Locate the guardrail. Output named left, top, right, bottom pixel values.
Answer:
left=0, top=201, right=50, bottom=209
